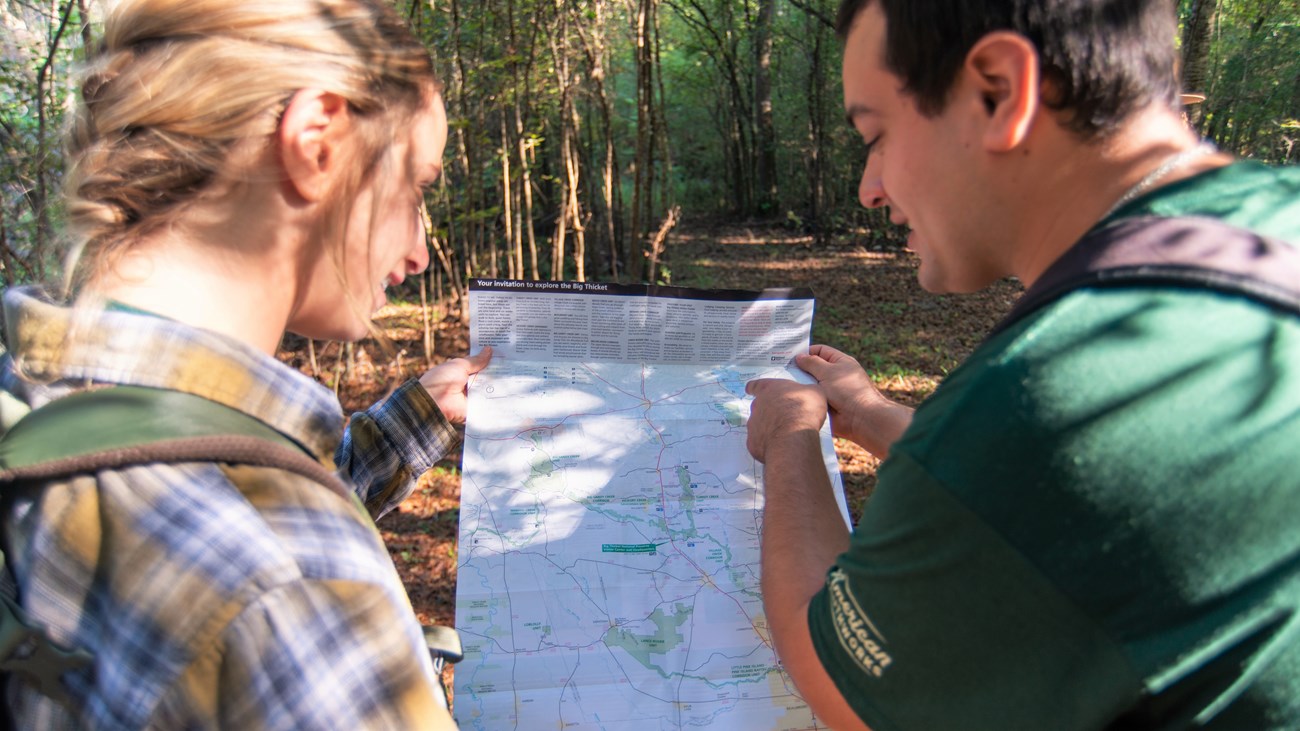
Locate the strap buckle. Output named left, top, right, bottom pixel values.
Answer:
left=0, top=592, right=92, bottom=709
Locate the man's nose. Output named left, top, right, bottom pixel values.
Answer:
left=859, top=165, right=887, bottom=209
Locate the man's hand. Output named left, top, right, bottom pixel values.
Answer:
left=793, top=345, right=880, bottom=441
left=794, top=344, right=914, bottom=459
left=744, top=378, right=828, bottom=463
left=418, top=347, right=492, bottom=425
left=747, top=365, right=867, bottom=731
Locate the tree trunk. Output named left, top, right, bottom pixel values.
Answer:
left=628, top=0, right=656, bottom=281
left=514, top=6, right=542, bottom=281
left=550, top=0, right=572, bottom=281
left=653, top=1, right=673, bottom=223
left=420, top=268, right=433, bottom=363
left=519, top=113, right=540, bottom=280
left=0, top=208, right=13, bottom=287
left=753, top=0, right=777, bottom=212
left=32, top=1, right=78, bottom=281
left=574, top=3, right=622, bottom=280
left=802, top=5, right=830, bottom=236
left=448, top=0, right=476, bottom=284
left=500, top=115, right=517, bottom=279
left=1180, top=0, right=1217, bottom=130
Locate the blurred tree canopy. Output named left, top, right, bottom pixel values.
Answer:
left=2, top=0, right=1296, bottom=295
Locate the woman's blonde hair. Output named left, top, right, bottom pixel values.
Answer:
left=62, top=0, right=439, bottom=291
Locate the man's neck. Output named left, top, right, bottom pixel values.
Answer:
left=1007, top=109, right=1231, bottom=289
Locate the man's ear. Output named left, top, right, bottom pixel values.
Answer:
left=278, top=89, right=351, bottom=203
left=964, top=32, right=1040, bottom=152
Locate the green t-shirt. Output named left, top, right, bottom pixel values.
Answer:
left=808, top=161, right=1300, bottom=730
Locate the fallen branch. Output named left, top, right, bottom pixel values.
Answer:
left=646, top=205, right=681, bottom=284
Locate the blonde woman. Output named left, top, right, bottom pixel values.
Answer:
left=0, top=0, right=485, bottom=727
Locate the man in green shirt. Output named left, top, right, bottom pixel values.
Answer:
left=745, top=1, right=1300, bottom=729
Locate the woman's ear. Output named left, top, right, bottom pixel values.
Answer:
left=964, top=32, right=1040, bottom=152
left=278, top=89, right=351, bottom=202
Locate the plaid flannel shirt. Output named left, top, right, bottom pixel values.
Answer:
left=0, top=285, right=460, bottom=730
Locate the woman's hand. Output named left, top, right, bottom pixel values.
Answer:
left=418, top=347, right=493, bottom=425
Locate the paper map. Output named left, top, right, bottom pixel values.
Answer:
left=454, top=279, right=847, bottom=730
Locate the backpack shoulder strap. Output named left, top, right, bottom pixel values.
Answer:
left=0, top=385, right=355, bottom=714
left=988, top=215, right=1300, bottom=339
left=0, top=385, right=350, bottom=499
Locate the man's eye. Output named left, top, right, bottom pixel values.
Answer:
left=864, top=135, right=881, bottom=157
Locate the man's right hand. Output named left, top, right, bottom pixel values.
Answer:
left=793, top=344, right=914, bottom=459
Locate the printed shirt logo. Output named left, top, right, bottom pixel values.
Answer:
left=827, top=568, right=893, bottom=678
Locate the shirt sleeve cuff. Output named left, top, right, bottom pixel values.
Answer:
left=371, top=379, right=460, bottom=476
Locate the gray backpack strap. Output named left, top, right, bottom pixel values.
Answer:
left=989, top=216, right=1300, bottom=339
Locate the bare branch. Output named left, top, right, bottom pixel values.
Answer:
left=787, top=0, right=835, bottom=31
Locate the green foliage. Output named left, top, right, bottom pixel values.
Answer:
left=2, top=0, right=1294, bottom=292
left=1, top=0, right=89, bottom=285
left=1182, top=0, right=1299, bottom=162
left=655, top=264, right=671, bottom=285
left=659, top=0, right=861, bottom=226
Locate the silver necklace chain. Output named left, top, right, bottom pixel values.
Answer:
left=1102, top=142, right=1218, bottom=220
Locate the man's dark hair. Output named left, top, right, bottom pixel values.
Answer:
left=835, top=0, right=1180, bottom=138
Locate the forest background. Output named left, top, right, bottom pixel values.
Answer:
left=2, top=0, right=1298, bottom=644
left=3, top=0, right=1297, bottom=291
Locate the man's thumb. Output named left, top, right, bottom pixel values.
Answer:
left=794, top=352, right=830, bottom=382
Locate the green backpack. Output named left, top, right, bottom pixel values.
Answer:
left=0, top=385, right=461, bottom=717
